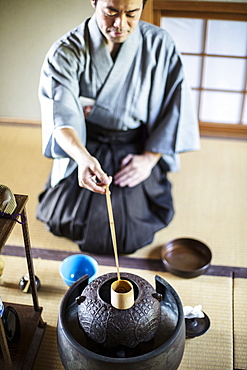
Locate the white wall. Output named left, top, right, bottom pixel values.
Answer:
left=0, top=0, right=93, bottom=120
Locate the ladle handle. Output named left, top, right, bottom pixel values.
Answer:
left=105, top=186, right=120, bottom=281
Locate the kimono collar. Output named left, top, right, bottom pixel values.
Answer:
left=88, top=14, right=141, bottom=85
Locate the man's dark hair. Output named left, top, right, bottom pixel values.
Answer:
left=94, top=0, right=148, bottom=6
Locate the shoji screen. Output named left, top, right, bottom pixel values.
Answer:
left=161, top=18, right=247, bottom=126
left=153, top=1, right=247, bottom=138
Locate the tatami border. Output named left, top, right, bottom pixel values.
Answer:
left=2, top=245, right=247, bottom=279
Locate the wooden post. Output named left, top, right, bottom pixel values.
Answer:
left=141, top=0, right=153, bottom=24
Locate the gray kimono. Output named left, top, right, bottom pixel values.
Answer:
left=39, top=15, right=199, bottom=187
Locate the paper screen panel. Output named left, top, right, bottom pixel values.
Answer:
left=203, top=56, right=246, bottom=91
left=200, top=91, right=243, bottom=124
left=161, top=17, right=205, bottom=54
left=206, top=20, right=247, bottom=57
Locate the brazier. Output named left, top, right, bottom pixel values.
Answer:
left=57, top=273, right=185, bottom=370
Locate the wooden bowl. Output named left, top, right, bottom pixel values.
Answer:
left=161, top=238, right=212, bottom=278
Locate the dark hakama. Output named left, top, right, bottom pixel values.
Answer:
left=37, top=124, right=174, bottom=255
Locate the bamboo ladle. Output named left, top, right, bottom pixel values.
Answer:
left=105, top=185, right=134, bottom=310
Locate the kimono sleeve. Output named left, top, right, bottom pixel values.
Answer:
left=145, top=40, right=200, bottom=171
left=39, top=36, right=86, bottom=159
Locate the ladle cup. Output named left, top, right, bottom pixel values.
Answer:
left=111, top=279, right=134, bottom=310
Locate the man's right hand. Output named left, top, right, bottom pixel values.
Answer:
left=54, top=127, right=111, bottom=194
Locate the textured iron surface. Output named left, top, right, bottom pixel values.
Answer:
left=77, top=273, right=161, bottom=348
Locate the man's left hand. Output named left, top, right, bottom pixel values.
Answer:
left=114, top=151, right=162, bottom=188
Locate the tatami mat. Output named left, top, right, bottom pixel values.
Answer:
left=234, top=278, right=247, bottom=370
left=1, top=123, right=247, bottom=369
left=1, top=124, right=247, bottom=268
left=0, top=255, right=237, bottom=370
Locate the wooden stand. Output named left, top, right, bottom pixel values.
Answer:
left=0, top=194, right=46, bottom=370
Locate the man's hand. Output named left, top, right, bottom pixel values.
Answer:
left=54, top=127, right=111, bottom=194
left=114, top=151, right=162, bottom=188
left=77, top=151, right=112, bottom=193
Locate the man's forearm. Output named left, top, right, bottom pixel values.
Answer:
left=54, top=127, right=89, bottom=164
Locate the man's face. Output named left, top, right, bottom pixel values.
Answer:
left=92, top=0, right=143, bottom=45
